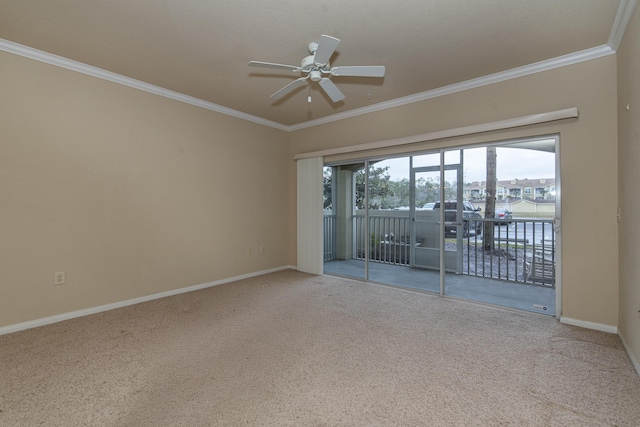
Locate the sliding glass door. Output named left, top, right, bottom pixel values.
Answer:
left=323, top=152, right=462, bottom=291
left=323, top=163, right=366, bottom=280
left=322, top=138, right=558, bottom=316
left=366, top=157, right=412, bottom=286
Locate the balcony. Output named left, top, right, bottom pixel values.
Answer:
left=323, top=212, right=556, bottom=315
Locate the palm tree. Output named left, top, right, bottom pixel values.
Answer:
left=483, top=147, right=497, bottom=251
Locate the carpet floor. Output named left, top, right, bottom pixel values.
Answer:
left=1, top=270, right=639, bottom=426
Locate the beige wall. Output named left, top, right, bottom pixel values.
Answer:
left=472, top=202, right=555, bottom=218
left=289, top=55, right=619, bottom=328
left=0, top=51, right=290, bottom=327
left=617, top=4, right=640, bottom=370
left=0, top=39, right=626, bottom=338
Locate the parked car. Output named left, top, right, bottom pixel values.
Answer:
left=494, top=208, right=513, bottom=224
left=432, top=200, right=483, bottom=237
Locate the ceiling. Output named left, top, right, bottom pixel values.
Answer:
left=0, top=0, right=629, bottom=128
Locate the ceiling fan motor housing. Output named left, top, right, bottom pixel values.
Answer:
left=302, top=55, right=331, bottom=73
left=301, top=55, right=315, bottom=72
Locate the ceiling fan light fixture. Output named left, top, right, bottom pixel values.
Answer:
left=310, top=70, right=322, bottom=82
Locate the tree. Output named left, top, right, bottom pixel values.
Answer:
left=388, top=178, right=411, bottom=208
left=323, top=167, right=333, bottom=209
left=444, top=180, right=457, bottom=201
left=483, top=147, right=497, bottom=251
left=415, top=176, right=440, bottom=207
left=538, top=187, right=548, bottom=200
left=355, top=166, right=392, bottom=209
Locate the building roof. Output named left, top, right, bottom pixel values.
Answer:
left=466, top=178, right=556, bottom=190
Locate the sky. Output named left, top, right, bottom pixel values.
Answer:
left=379, top=146, right=555, bottom=183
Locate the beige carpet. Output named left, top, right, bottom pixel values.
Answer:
left=1, top=270, right=639, bottom=426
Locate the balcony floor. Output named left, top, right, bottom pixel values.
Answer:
left=324, top=259, right=556, bottom=316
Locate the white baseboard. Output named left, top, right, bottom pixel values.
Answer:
left=0, top=265, right=295, bottom=336
left=548, top=318, right=640, bottom=378
left=619, top=331, right=640, bottom=378
left=560, top=316, right=619, bottom=334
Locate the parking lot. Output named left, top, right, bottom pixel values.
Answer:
left=481, top=219, right=555, bottom=248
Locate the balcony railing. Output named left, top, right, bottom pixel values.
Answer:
left=323, top=214, right=337, bottom=261
left=323, top=213, right=555, bottom=287
left=462, top=219, right=555, bottom=287
left=360, top=215, right=412, bottom=266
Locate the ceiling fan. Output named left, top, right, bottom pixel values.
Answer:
left=248, top=35, right=385, bottom=103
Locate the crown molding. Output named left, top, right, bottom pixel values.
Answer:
left=287, top=45, right=613, bottom=132
left=0, top=40, right=617, bottom=134
left=608, top=0, right=638, bottom=51
left=0, top=38, right=289, bottom=132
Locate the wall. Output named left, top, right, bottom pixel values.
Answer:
left=289, top=55, right=619, bottom=328
left=617, top=3, right=640, bottom=372
left=472, top=201, right=555, bottom=218
left=0, top=51, right=290, bottom=328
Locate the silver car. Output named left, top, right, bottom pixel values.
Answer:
left=494, top=208, right=513, bottom=225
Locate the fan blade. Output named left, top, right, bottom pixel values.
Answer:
left=314, top=35, right=340, bottom=66
left=330, top=65, right=386, bottom=78
left=318, top=78, right=345, bottom=102
left=270, top=77, right=308, bottom=100
left=248, top=61, right=301, bottom=72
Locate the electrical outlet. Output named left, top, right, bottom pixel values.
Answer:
left=247, top=247, right=252, bottom=255
left=259, top=245, right=265, bottom=254
left=54, top=271, right=66, bottom=285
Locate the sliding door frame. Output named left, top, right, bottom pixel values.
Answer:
left=321, top=134, right=561, bottom=318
